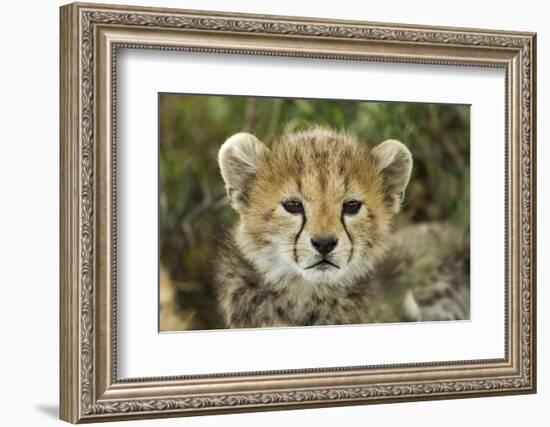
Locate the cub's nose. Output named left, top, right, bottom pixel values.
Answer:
left=311, top=235, right=338, bottom=255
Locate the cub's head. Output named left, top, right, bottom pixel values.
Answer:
left=218, top=127, right=412, bottom=287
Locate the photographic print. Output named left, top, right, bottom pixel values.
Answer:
left=159, top=94, right=470, bottom=331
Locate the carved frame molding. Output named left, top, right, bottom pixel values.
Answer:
left=60, top=2, right=536, bottom=423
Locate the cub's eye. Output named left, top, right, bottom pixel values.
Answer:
left=342, top=200, right=362, bottom=215
left=282, top=200, right=304, bottom=214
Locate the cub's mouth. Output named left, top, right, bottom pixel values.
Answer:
left=305, top=259, right=340, bottom=271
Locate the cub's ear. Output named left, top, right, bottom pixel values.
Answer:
left=370, top=139, right=413, bottom=213
left=218, top=132, right=269, bottom=212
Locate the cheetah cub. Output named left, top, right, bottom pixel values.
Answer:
left=213, top=127, right=424, bottom=328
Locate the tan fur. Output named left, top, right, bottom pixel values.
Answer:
left=214, top=127, right=417, bottom=327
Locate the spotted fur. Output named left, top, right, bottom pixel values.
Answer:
left=213, top=127, right=465, bottom=328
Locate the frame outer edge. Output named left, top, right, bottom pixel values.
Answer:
left=59, top=2, right=537, bottom=422
left=68, top=1, right=537, bottom=37
left=529, top=33, right=537, bottom=393
left=60, top=3, right=80, bottom=424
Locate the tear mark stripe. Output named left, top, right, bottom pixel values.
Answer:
left=341, top=214, right=354, bottom=263
left=294, top=212, right=307, bottom=264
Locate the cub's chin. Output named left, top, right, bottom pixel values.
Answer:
left=299, top=265, right=347, bottom=286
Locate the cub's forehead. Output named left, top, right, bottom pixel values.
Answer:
left=254, top=128, right=377, bottom=200
left=270, top=128, right=363, bottom=174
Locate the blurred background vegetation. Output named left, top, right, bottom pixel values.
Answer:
left=159, top=94, right=470, bottom=331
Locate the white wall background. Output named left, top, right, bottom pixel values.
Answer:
left=0, top=0, right=545, bottom=425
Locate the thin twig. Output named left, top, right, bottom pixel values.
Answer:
left=263, top=98, right=283, bottom=144
left=181, top=189, right=228, bottom=246
left=243, top=97, right=258, bottom=133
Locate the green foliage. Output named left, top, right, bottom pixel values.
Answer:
left=159, top=94, right=470, bottom=330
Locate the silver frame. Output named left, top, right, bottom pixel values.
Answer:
left=60, top=2, right=536, bottom=423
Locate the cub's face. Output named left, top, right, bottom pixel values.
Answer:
left=218, top=128, right=412, bottom=287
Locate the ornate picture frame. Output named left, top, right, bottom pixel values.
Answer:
left=60, top=2, right=536, bottom=423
